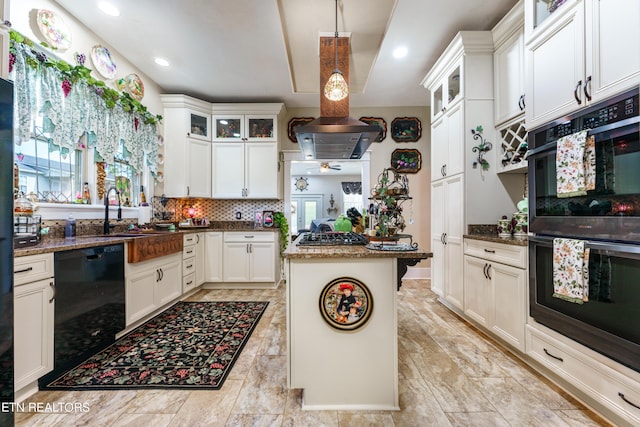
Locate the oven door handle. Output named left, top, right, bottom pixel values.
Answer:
left=530, top=235, right=640, bottom=259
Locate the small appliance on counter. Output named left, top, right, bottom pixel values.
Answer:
left=13, top=194, right=41, bottom=247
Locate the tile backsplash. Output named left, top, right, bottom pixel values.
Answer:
left=151, top=197, right=284, bottom=223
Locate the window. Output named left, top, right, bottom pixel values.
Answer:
left=14, top=121, right=83, bottom=203
left=342, top=191, right=363, bottom=214
left=101, top=140, right=140, bottom=207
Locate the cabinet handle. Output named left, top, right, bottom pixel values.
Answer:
left=196, top=234, right=200, bottom=244
left=443, top=164, right=447, bottom=176
left=244, top=235, right=255, bottom=238
left=443, top=233, right=447, bottom=245
left=186, top=249, right=194, bottom=255
left=49, top=281, right=56, bottom=303
left=159, top=268, right=164, bottom=281
left=486, top=264, right=492, bottom=280
left=156, top=269, right=160, bottom=282
left=442, top=106, right=446, bottom=113
left=186, top=280, right=193, bottom=286
left=618, top=392, right=640, bottom=410
left=246, top=244, right=250, bottom=253
left=574, top=80, right=583, bottom=105
left=583, top=75, right=592, bottom=102
left=518, top=94, right=525, bottom=111
left=484, top=249, right=496, bottom=254
left=187, top=264, right=193, bottom=269
left=14, top=266, right=33, bottom=274
left=543, top=348, right=564, bottom=362
left=483, top=263, right=489, bottom=279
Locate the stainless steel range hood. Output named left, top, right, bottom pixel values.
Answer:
left=296, top=116, right=380, bottom=160
left=295, top=34, right=380, bottom=160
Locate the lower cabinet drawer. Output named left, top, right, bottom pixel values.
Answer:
left=183, top=272, right=196, bottom=293
left=183, top=245, right=196, bottom=259
left=464, top=239, right=526, bottom=269
left=183, top=257, right=195, bottom=276
left=528, top=325, right=640, bottom=424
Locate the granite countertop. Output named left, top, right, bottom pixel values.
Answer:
left=14, top=225, right=278, bottom=257
left=284, top=236, right=433, bottom=260
left=464, top=233, right=528, bottom=247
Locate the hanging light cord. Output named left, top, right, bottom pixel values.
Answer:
left=333, top=0, right=339, bottom=72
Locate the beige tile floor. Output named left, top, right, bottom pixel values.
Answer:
left=15, top=279, right=612, bottom=427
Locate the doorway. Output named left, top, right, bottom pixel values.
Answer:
left=291, top=195, right=323, bottom=234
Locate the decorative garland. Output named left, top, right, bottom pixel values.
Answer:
left=8, top=30, right=162, bottom=125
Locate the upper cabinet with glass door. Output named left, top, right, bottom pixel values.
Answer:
left=525, top=0, right=575, bottom=39
left=188, top=111, right=210, bottom=141
left=213, top=114, right=278, bottom=142
left=429, top=61, right=462, bottom=123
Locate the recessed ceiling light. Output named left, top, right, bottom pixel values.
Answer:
left=393, top=46, right=408, bottom=59
left=154, top=57, right=170, bottom=67
left=98, top=2, right=120, bottom=17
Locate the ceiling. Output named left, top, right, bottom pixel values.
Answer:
left=54, top=0, right=517, bottom=109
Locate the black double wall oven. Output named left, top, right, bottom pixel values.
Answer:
left=527, top=88, right=640, bottom=373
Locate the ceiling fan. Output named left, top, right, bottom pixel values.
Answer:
left=319, top=162, right=342, bottom=172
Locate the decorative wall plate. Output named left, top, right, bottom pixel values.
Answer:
left=391, top=117, right=422, bottom=142
left=37, top=9, right=72, bottom=50
left=359, top=117, right=387, bottom=142
left=121, top=73, right=145, bottom=100
left=287, top=117, right=314, bottom=143
left=391, top=148, right=422, bottom=173
left=91, top=45, right=117, bottom=79
left=319, top=277, right=373, bottom=331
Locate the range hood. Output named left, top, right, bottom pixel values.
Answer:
left=295, top=35, right=380, bottom=160
left=296, top=116, right=380, bottom=160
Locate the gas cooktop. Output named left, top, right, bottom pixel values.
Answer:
left=296, top=232, right=369, bottom=246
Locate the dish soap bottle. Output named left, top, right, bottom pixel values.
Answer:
left=65, top=214, right=76, bottom=238
left=140, top=185, right=148, bottom=206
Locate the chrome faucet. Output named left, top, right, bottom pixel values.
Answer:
left=104, top=187, right=122, bottom=234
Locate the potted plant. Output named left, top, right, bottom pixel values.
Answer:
left=273, top=212, right=289, bottom=255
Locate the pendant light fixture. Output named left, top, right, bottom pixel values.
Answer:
left=324, top=0, right=349, bottom=102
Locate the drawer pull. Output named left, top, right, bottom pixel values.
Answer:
left=543, top=348, right=563, bottom=362
left=483, top=249, right=496, bottom=253
left=14, top=266, right=34, bottom=274
left=186, top=264, right=193, bottom=269
left=49, top=281, right=56, bottom=303
left=244, top=235, right=255, bottom=238
left=618, top=392, right=640, bottom=410
left=186, top=281, right=193, bottom=286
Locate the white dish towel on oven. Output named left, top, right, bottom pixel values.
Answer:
left=556, top=130, right=596, bottom=198
left=552, top=238, right=590, bottom=304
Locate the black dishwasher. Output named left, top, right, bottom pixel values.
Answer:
left=40, top=243, right=125, bottom=386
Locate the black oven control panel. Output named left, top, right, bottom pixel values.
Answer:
left=534, top=89, right=639, bottom=147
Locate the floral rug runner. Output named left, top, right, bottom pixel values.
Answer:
left=41, top=301, right=269, bottom=390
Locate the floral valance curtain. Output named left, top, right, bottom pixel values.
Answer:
left=10, top=39, right=159, bottom=174
left=341, top=181, right=362, bottom=195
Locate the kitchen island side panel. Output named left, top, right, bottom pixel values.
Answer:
left=288, top=257, right=398, bottom=410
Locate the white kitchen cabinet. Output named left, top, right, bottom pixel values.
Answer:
left=182, top=233, right=197, bottom=294
left=160, top=94, right=212, bottom=198
left=430, top=175, right=464, bottom=309
left=222, top=232, right=276, bottom=283
left=525, top=0, right=640, bottom=129
left=493, top=1, right=525, bottom=126
left=212, top=114, right=278, bottom=142
left=205, top=231, right=223, bottom=283
left=464, top=239, right=527, bottom=352
left=125, top=253, right=182, bottom=326
left=195, top=232, right=205, bottom=286
left=527, top=323, right=640, bottom=425
left=430, top=102, right=463, bottom=181
left=212, top=142, right=278, bottom=199
left=424, top=32, right=516, bottom=308
left=13, top=253, right=54, bottom=392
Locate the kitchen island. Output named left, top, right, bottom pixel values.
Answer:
left=283, top=237, right=431, bottom=410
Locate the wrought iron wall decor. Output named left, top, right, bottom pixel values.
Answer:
left=471, top=125, right=492, bottom=171
left=287, top=117, right=314, bottom=143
